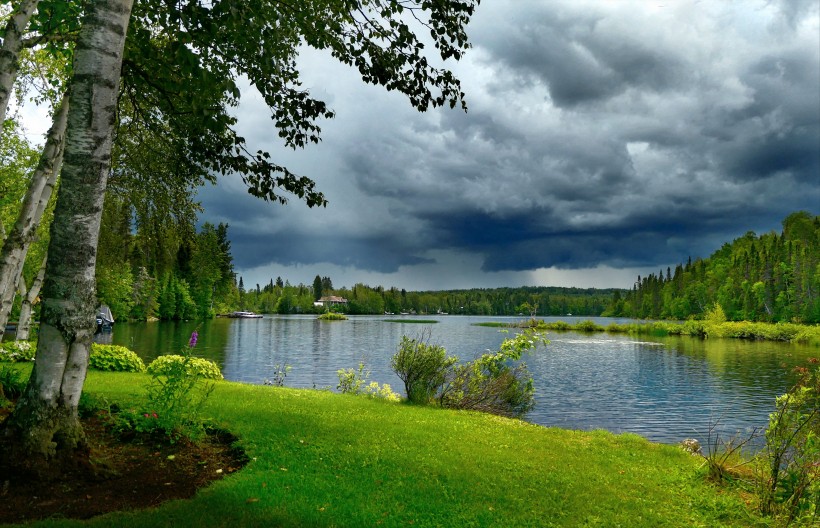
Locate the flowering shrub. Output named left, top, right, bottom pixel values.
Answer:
left=147, top=355, right=223, bottom=380
left=0, top=341, right=35, bottom=362
left=337, top=363, right=400, bottom=402
left=143, top=331, right=219, bottom=440
left=89, top=344, right=146, bottom=372
left=111, top=408, right=165, bottom=437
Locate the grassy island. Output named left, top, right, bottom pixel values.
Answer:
left=1, top=365, right=769, bottom=527
left=317, top=312, right=348, bottom=321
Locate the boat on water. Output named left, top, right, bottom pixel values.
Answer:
left=96, top=305, right=115, bottom=333
left=227, top=311, right=263, bottom=319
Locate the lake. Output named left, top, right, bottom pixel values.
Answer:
left=103, top=315, right=818, bottom=447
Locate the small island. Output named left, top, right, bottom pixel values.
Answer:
left=317, top=312, right=348, bottom=321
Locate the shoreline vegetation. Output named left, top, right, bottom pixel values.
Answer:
left=475, top=318, right=820, bottom=345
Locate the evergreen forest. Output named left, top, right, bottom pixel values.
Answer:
left=605, top=211, right=820, bottom=324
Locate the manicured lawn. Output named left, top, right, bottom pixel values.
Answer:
left=10, top=370, right=758, bottom=527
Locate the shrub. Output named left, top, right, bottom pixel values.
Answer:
left=442, top=362, right=536, bottom=419
left=440, top=329, right=547, bottom=419
left=263, top=364, right=291, bottom=387
left=337, top=363, right=368, bottom=395
left=0, top=341, right=36, bottom=362
left=574, top=320, right=604, bottom=333
left=337, top=363, right=400, bottom=402
left=363, top=381, right=401, bottom=402
left=681, top=319, right=706, bottom=337
left=792, top=326, right=820, bottom=346
left=0, top=365, right=27, bottom=401
left=756, top=361, right=819, bottom=523
left=89, top=344, right=146, bottom=373
left=77, top=392, right=109, bottom=418
left=147, top=355, right=223, bottom=380
left=545, top=320, right=571, bottom=331
left=390, top=333, right=457, bottom=404
left=318, top=312, right=348, bottom=321
left=605, top=323, right=629, bottom=334
left=143, top=332, right=219, bottom=440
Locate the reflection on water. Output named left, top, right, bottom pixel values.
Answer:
left=110, top=315, right=817, bottom=446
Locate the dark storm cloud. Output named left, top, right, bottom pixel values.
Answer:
left=718, top=52, right=820, bottom=182
left=474, top=5, right=684, bottom=108
left=228, top=229, right=434, bottom=273
left=197, top=0, right=819, bottom=289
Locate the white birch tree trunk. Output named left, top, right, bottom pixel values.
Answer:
left=0, top=0, right=133, bottom=477
left=15, top=253, right=46, bottom=341
left=0, top=0, right=39, bottom=139
left=0, top=94, right=66, bottom=340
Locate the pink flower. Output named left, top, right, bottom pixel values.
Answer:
left=189, top=330, right=199, bottom=348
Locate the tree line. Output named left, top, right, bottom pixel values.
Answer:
left=239, top=278, right=616, bottom=317
left=604, top=211, right=820, bottom=323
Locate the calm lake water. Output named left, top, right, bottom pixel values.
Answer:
left=104, top=315, right=818, bottom=446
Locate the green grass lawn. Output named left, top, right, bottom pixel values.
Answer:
left=8, top=370, right=759, bottom=527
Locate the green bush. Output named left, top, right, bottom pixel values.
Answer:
left=757, top=362, right=819, bottom=523
left=77, top=392, right=109, bottom=418
left=574, top=320, right=604, bottom=333
left=89, top=344, right=146, bottom=373
left=318, top=312, right=348, bottom=321
left=681, top=319, right=707, bottom=337
left=391, top=334, right=457, bottom=404
left=440, top=329, right=547, bottom=419
left=147, top=355, right=223, bottom=380
left=792, top=326, right=820, bottom=346
left=337, top=363, right=400, bottom=402
left=605, top=323, right=629, bottom=333
left=545, top=320, right=572, bottom=331
left=0, top=365, right=27, bottom=401
left=142, top=333, right=221, bottom=440
left=443, top=361, right=536, bottom=419
left=337, top=363, right=369, bottom=395
left=0, top=340, right=36, bottom=362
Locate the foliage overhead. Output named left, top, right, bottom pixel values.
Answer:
left=118, top=0, right=479, bottom=206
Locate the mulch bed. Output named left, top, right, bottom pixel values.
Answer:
left=0, top=407, right=248, bottom=524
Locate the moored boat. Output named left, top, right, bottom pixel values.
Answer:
left=227, top=311, right=263, bottom=318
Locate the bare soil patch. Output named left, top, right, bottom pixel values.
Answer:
left=0, top=407, right=247, bottom=525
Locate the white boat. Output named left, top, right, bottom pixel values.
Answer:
left=229, top=311, right=263, bottom=319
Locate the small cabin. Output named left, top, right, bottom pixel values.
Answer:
left=313, top=296, right=349, bottom=308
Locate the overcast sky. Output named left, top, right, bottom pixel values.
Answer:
left=198, top=0, right=820, bottom=292
left=21, top=0, right=819, bottom=292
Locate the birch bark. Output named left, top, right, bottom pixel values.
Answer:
left=0, top=0, right=133, bottom=477
left=0, top=94, right=66, bottom=340
left=15, top=253, right=46, bottom=341
left=0, top=0, right=39, bottom=139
